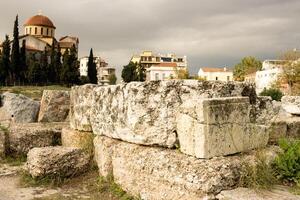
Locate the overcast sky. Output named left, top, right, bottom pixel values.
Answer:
left=0, top=0, right=300, bottom=77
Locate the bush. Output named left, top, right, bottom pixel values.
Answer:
left=239, top=153, right=277, bottom=189
left=259, top=88, right=283, bottom=101
left=273, top=139, right=300, bottom=185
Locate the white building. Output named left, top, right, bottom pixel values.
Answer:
left=197, top=67, right=233, bottom=81
left=79, top=56, right=116, bottom=85
left=147, top=62, right=182, bottom=81
left=255, top=60, right=286, bottom=94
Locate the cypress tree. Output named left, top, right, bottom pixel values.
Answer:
left=48, top=42, right=56, bottom=83
left=0, top=35, right=11, bottom=85
left=19, top=39, right=27, bottom=83
left=68, top=45, right=80, bottom=85
left=61, top=48, right=70, bottom=84
left=27, top=54, right=40, bottom=85
left=55, top=45, right=62, bottom=84
left=11, top=15, right=20, bottom=84
left=40, top=48, right=48, bottom=84
left=87, top=48, right=97, bottom=84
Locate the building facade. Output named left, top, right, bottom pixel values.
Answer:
left=15, top=13, right=79, bottom=56
left=147, top=62, right=180, bottom=81
left=79, top=56, right=116, bottom=85
left=131, top=51, right=188, bottom=81
left=198, top=67, right=233, bottom=81
left=255, top=60, right=286, bottom=94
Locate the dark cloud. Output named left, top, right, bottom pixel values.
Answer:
left=0, top=0, right=300, bottom=77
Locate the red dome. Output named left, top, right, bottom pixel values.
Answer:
left=24, top=15, right=56, bottom=29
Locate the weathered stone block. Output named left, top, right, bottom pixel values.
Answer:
left=69, top=81, right=257, bottom=148
left=217, top=187, right=300, bottom=200
left=269, top=120, right=287, bottom=144
left=61, top=127, right=94, bottom=153
left=26, top=146, right=90, bottom=178
left=70, top=84, right=97, bottom=132
left=0, top=92, right=40, bottom=123
left=281, top=96, right=300, bottom=115
left=9, top=123, right=67, bottom=156
left=38, top=90, right=70, bottom=122
left=94, top=136, right=242, bottom=200
left=177, top=97, right=268, bottom=158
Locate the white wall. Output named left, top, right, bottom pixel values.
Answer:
left=148, top=67, right=177, bottom=81
left=198, top=69, right=233, bottom=81
left=255, top=67, right=282, bottom=94
left=80, top=57, right=88, bottom=76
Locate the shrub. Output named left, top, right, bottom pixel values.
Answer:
left=239, top=153, right=277, bottom=189
left=273, top=139, right=300, bottom=185
left=259, top=88, right=283, bottom=101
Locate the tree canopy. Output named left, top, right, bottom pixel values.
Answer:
left=233, top=56, right=262, bottom=81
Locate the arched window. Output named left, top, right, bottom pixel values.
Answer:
left=35, top=27, right=37, bottom=34
left=41, top=28, right=43, bottom=35
left=30, top=28, right=32, bottom=34
left=47, top=28, right=49, bottom=36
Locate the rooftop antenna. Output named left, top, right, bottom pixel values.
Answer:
left=38, top=10, right=42, bottom=15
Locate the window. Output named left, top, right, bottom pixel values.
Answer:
left=30, top=28, right=32, bottom=34
left=216, top=77, right=218, bottom=81
left=204, top=76, right=207, bottom=80
left=162, top=73, right=166, bottom=80
left=35, top=27, right=37, bottom=34
left=227, top=76, right=230, bottom=81
left=155, top=73, right=159, bottom=81
left=41, top=28, right=43, bottom=35
left=47, top=28, right=49, bottom=36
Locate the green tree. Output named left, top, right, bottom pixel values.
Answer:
left=136, top=62, right=146, bottom=81
left=19, top=39, right=27, bottom=83
left=11, top=15, right=20, bottom=84
left=87, top=48, right=97, bottom=84
left=108, top=73, right=117, bottom=85
left=40, top=48, right=49, bottom=84
left=121, top=62, right=138, bottom=83
left=61, top=46, right=79, bottom=86
left=0, top=35, right=11, bottom=85
left=27, top=53, right=40, bottom=84
left=278, top=50, right=300, bottom=95
left=54, top=45, right=62, bottom=84
left=233, top=56, right=262, bottom=81
left=48, top=42, right=56, bottom=83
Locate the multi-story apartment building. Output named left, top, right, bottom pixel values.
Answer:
left=130, top=51, right=188, bottom=81
left=79, top=56, right=116, bottom=85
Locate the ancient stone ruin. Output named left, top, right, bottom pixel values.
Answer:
left=1, top=81, right=299, bottom=200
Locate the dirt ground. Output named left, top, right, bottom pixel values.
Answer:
left=0, top=163, right=119, bottom=200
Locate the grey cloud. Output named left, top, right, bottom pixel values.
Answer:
left=0, top=0, right=300, bottom=77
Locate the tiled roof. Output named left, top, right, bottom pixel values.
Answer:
left=201, top=67, right=232, bottom=72
left=24, top=15, right=56, bottom=28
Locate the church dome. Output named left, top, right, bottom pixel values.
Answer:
left=24, top=14, right=56, bottom=29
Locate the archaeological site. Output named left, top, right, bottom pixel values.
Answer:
left=0, top=80, right=299, bottom=200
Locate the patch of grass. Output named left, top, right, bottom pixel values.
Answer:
left=98, top=173, right=140, bottom=200
left=0, top=85, right=70, bottom=100
left=20, top=171, right=67, bottom=187
left=239, top=152, right=278, bottom=190
left=289, top=185, right=300, bottom=195
left=0, top=155, right=26, bottom=166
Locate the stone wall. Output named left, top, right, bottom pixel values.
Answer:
left=71, top=81, right=261, bottom=148
left=68, top=81, right=278, bottom=199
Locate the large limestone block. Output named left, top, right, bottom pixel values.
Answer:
left=0, top=92, right=40, bottom=123
left=217, top=187, right=300, bottom=200
left=38, top=90, right=70, bottom=122
left=26, top=146, right=90, bottom=178
left=85, top=81, right=257, bottom=148
left=177, top=97, right=268, bottom=158
left=9, top=122, right=68, bottom=156
left=94, top=136, right=242, bottom=200
left=70, top=84, right=98, bottom=131
left=281, top=96, right=300, bottom=115
left=61, top=127, right=94, bottom=153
